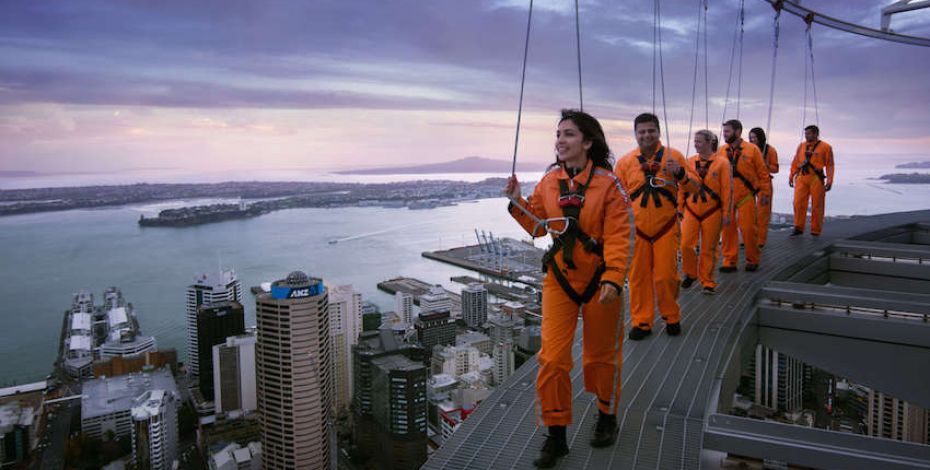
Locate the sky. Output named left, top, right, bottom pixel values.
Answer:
left=1, top=0, right=929, bottom=175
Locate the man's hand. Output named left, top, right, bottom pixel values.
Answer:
left=598, top=283, right=619, bottom=304
left=722, top=216, right=730, bottom=226
left=825, top=181, right=832, bottom=192
left=665, top=158, right=681, bottom=178
left=789, top=175, right=795, bottom=188
left=759, top=195, right=770, bottom=206
left=504, top=175, right=521, bottom=199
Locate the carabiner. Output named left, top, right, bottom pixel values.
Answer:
left=649, top=176, right=667, bottom=188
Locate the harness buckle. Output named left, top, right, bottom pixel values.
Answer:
left=648, top=176, right=667, bottom=188
left=558, top=193, right=584, bottom=208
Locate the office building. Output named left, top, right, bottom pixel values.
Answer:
left=329, top=285, right=362, bottom=413
left=461, top=284, right=488, bottom=329
left=255, top=271, right=332, bottom=469
left=196, top=301, right=245, bottom=400
left=213, top=334, right=257, bottom=414
left=187, top=269, right=242, bottom=378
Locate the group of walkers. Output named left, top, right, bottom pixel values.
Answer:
left=503, top=110, right=835, bottom=467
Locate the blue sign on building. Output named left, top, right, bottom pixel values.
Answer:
left=271, top=279, right=324, bottom=300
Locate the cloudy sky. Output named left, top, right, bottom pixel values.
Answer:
left=1, top=0, right=928, bottom=174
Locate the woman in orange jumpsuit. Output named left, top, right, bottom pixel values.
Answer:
left=679, top=130, right=731, bottom=295
left=790, top=125, right=835, bottom=237
left=749, top=127, right=778, bottom=248
left=615, top=113, right=699, bottom=341
left=505, top=109, right=631, bottom=467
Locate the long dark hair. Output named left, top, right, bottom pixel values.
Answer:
left=553, top=109, right=613, bottom=171
left=749, top=127, right=768, bottom=156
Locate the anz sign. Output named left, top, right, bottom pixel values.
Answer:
left=271, top=280, right=324, bottom=300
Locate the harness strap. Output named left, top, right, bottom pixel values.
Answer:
left=798, top=141, right=825, bottom=183
left=728, top=144, right=759, bottom=195
left=684, top=201, right=722, bottom=222
left=546, top=259, right=606, bottom=305
left=629, top=147, right=677, bottom=209
left=735, top=192, right=755, bottom=209
left=635, top=216, right=678, bottom=244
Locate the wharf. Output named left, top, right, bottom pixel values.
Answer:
left=422, top=240, right=545, bottom=285
left=449, top=276, right=537, bottom=303
left=377, top=277, right=462, bottom=315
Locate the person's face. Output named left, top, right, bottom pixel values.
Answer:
left=694, top=134, right=711, bottom=155
left=723, top=125, right=739, bottom=144
left=805, top=129, right=817, bottom=142
left=556, top=119, right=591, bottom=164
left=748, top=132, right=759, bottom=145
left=635, top=122, right=660, bottom=150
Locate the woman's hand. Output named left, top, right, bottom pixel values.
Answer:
left=504, top=175, right=522, bottom=200
left=598, top=282, right=619, bottom=304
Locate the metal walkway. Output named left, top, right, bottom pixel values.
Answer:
left=423, top=210, right=930, bottom=469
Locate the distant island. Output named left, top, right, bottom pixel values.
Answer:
left=878, top=173, right=930, bottom=184
left=0, top=178, right=513, bottom=225
left=0, top=170, right=41, bottom=177
left=336, top=156, right=544, bottom=175
left=895, top=161, right=930, bottom=169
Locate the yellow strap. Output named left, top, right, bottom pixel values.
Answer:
left=735, top=193, right=754, bottom=209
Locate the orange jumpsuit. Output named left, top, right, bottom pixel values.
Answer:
left=616, top=143, right=699, bottom=331
left=755, top=145, right=779, bottom=247
left=720, top=141, right=771, bottom=268
left=679, top=154, right=732, bottom=289
left=791, top=140, right=834, bottom=236
left=508, top=160, right=632, bottom=426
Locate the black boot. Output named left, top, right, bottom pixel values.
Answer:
left=590, top=411, right=618, bottom=448
left=534, top=426, right=569, bottom=468
left=628, top=326, right=652, bottom=341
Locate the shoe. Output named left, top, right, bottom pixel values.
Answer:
left=744, top=263, right=759, bottom=272
left=790, top=228, right=803, bottom=237
left=758, top=244, right=765, bottom=249
left=720, top=266, right=737, bottom=273
left=628, top=327, right=652, bottom=341
left=533, top=434, right=569, bottom=468
left=812, top=233, right=820, bottom=238
left=590, top=412, right=618, bottom=448
left=666, top=322, right=682, bottom=336
left=702, top=286, right=717, bottom=295
left=681, top=277, right=696, bottom=289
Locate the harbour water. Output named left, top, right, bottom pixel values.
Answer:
left=2, top=160, right=930, bottom=385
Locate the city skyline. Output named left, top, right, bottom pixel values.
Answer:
left=2, top=1, right=929, bottom=175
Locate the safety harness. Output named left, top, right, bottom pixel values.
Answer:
left=629, top=147, right=680, bottom=244
left=797, top=141, right=826, bottom=183
left=628, top=147, right=677, bottom=209
left=540, top=167, right=605, bottom=305
left=684, top=158, right=722, bottom=222
left=728, top=144, right=758, bottom=208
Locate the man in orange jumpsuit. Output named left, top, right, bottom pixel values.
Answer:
left=749, top=127, right=778, bottom=248
left=790, top=125, right=835, bottom=237
left=616, top=113, right=699, bottom=340
left=506, top=110, right=631, bottom=466
left=679, top=130, right=731, bottom=295
left=719, top=119, right=771, bottom=272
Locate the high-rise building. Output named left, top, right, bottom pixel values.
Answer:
left=81, top=368, right=178, bottom=441
left=130, top=389, right=180, bottom=470
left=419, top=285, right=452, bottom=314
left=329, top=285, right=362, bottom=414
left=431, top=345, right=480, bottom=377
left=866, top=390, right=929, bottom=444
left=461, top=284, right=488, bottom=329
left=395, top=292, right=414, bottom=325
left=212, top=333, right=257, bottom=414
left=415, top=311, right=456, bottom=360
left=353, top=330, right=427, bottom=470
left=751, top=345, right=804, bottom=413
left=187, top=269, right=242, bottom=378
left=488, top=314, right=516, bottom=346
left=197, top=302, right=245, bottom=400
left=255, top=271, right=332, bottom=470
left=492, top=340, right=515, bottom=386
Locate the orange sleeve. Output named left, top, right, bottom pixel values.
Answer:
left=825, top=143, right=835, bottom=184
left=719, top=158, right=733, bottom=217
left=790, top=143, right=804, bottom=178
left=600, top=174, right=632, bottom=289
left=750, top=146, right=772, bottom=197
left=767, top=146, right=779, bottom=174
left=507, top=177, right=549, bottom=237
